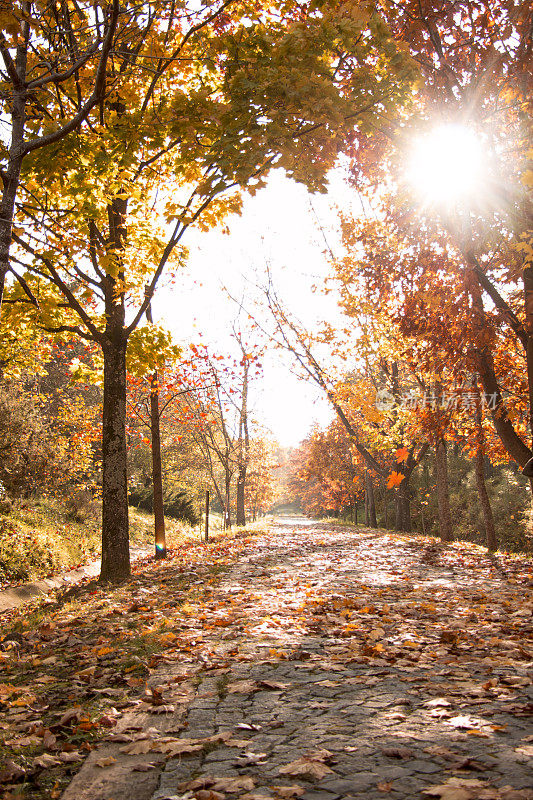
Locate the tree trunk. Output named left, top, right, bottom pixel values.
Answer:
left=395, top=481, right=411, bottom=532
left=0, top=157, right=23, bottom=310
left=0, top=37, right=28, bottom=313
left=225, top=470, right=232, bottom=529
left=523, top=257, right=533, bottom=449
left=465, top=258, right=532, bottom=467
left=146, top=298, right=166, bottom=559
left=435, top=439, right=453, bottom=542
left=365, top=470, right=377, bottom=528
left=235, top=336, right=249, bottom=528
left=0, top=151, right=25, bottom=314
left=100, top=337, right=130, bottom=582
left=420, top=505, right=426, bottom=535
left=236, top=467, right=246, bottom=526
left=474, top=443, right=497, bottom=551
left=473, top=399, right=497, bottom=552
left=150, top=369, right=166, bottom=558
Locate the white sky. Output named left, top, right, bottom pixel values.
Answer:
left=153, top=167, right=361, bottom=447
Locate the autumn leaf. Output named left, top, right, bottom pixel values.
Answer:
left=95, top=756, right=117, bottom=768
left=119, top=740, right=153, bottom=755
left=387, top=471, right=405, bottom=489
left=422, top=778, right=491, bottom=800
left=226, top=680, right=259, bottom=694
left=132, top=762, right=158, bottom=772
left=0, top=760, right=26, bottom=783
left=147, top=703, right=175, bottom=714
left=182, top=776, right=256, bottom=794
left=33, top=753, right=61, bottom=769
left=58, top=751, right=82, bottom=763
left=279, top=751, right=335, bottom=781
left=395, top=447, right=409, bottom=462
left=275, top=788, right=305, bottom=799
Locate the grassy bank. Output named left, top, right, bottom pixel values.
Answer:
left=0, top=498, right=204, bottom=588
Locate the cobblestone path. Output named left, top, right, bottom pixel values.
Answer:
left=63, top=519, right=533, bottom=800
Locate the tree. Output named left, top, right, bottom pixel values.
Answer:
left=245, top=436, right=276, bottom=520
left=127, top=347, right=214, bottom=528
left=10, top=0, right=417, bottom=581
left=144, top=294, right=167, bottom=559
left=329, top=205, right=531, bottom=541
left=0, top=0, right=122, bottom=311
left=233, top=328, right=262, bottom=526
left=287, top=422, right=365, bottom=519
left=344, top=0, right=533, bottom=473
left=264, top=282, right=430, bottom=530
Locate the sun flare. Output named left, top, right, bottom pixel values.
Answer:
left=407, top=123, right=486, bottom=207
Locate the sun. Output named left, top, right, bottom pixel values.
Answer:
left=407, top=123, right=486, bottom=207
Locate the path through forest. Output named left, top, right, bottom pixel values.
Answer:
left=56, top=518, right=533, bottom=800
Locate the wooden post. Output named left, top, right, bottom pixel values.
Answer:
left=205, top=490, right=209, bottom=543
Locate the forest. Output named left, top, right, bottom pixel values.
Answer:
left=0, top=0, right=531, bottom=582
left=0, top=2, right=532, bottom=799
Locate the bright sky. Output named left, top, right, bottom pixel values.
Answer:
left=154, top=167, right=361, bottom=447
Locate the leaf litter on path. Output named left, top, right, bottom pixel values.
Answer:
left=0, top=521, right=531, bottom=799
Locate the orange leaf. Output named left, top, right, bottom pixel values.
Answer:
left=395, top=447, right=409, bottom=463
left=387, top=471, right=405, bottom=489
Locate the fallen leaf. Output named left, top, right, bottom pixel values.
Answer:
left=259, top=680, right=291, bottom=691
left=279, top=758, right=334, bottom=780
left=422, top=778, right=490, bottom=800
left=95, top=756, right=117, bottom=767
left=59, top=751, right=82, bottom=763
left=0, top=760, right=25, bottom=783
left=33, top=753, right=61, bottom=769
left=159, top=740, right=204, bottom=756
left=212, top=777, right=255, bottom=793
left=148, top=703, right=175, bottom=714
left=120, top=740, right=153, bottom=755
left=59, top=707, right=81, bottom=727
left=446, top=715, right=479, bottom=729
left=226, top=680, right=259, bottom=694
left=424, top=699, right=452, bottom=709
left=225, top=738, right=251, bottom=747
left=275, top=787, right=305, bottom=799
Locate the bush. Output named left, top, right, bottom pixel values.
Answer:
left=64, top=489, right=100, bottom=523
left=129, top=485, right=199, bottom=525
left=0, top=516, right=58, bottom=583
left=0, top=498, right=12, bottom=515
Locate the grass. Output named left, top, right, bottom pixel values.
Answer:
left=0, top=498, right=203, bottom=588
left=0, top=495, right=263, bottom=588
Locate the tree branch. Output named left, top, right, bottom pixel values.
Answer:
left=22, top=0, right=120, bottom=155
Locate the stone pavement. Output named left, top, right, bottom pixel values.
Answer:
left=62, top=519, right=533, bottom=800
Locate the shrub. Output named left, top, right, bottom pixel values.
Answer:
left=64, top=489, right=100, bottom=523
left=129, top=485, right=199, bottom=525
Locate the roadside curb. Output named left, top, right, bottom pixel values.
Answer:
left=0, top=546, right=152, bottom=613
